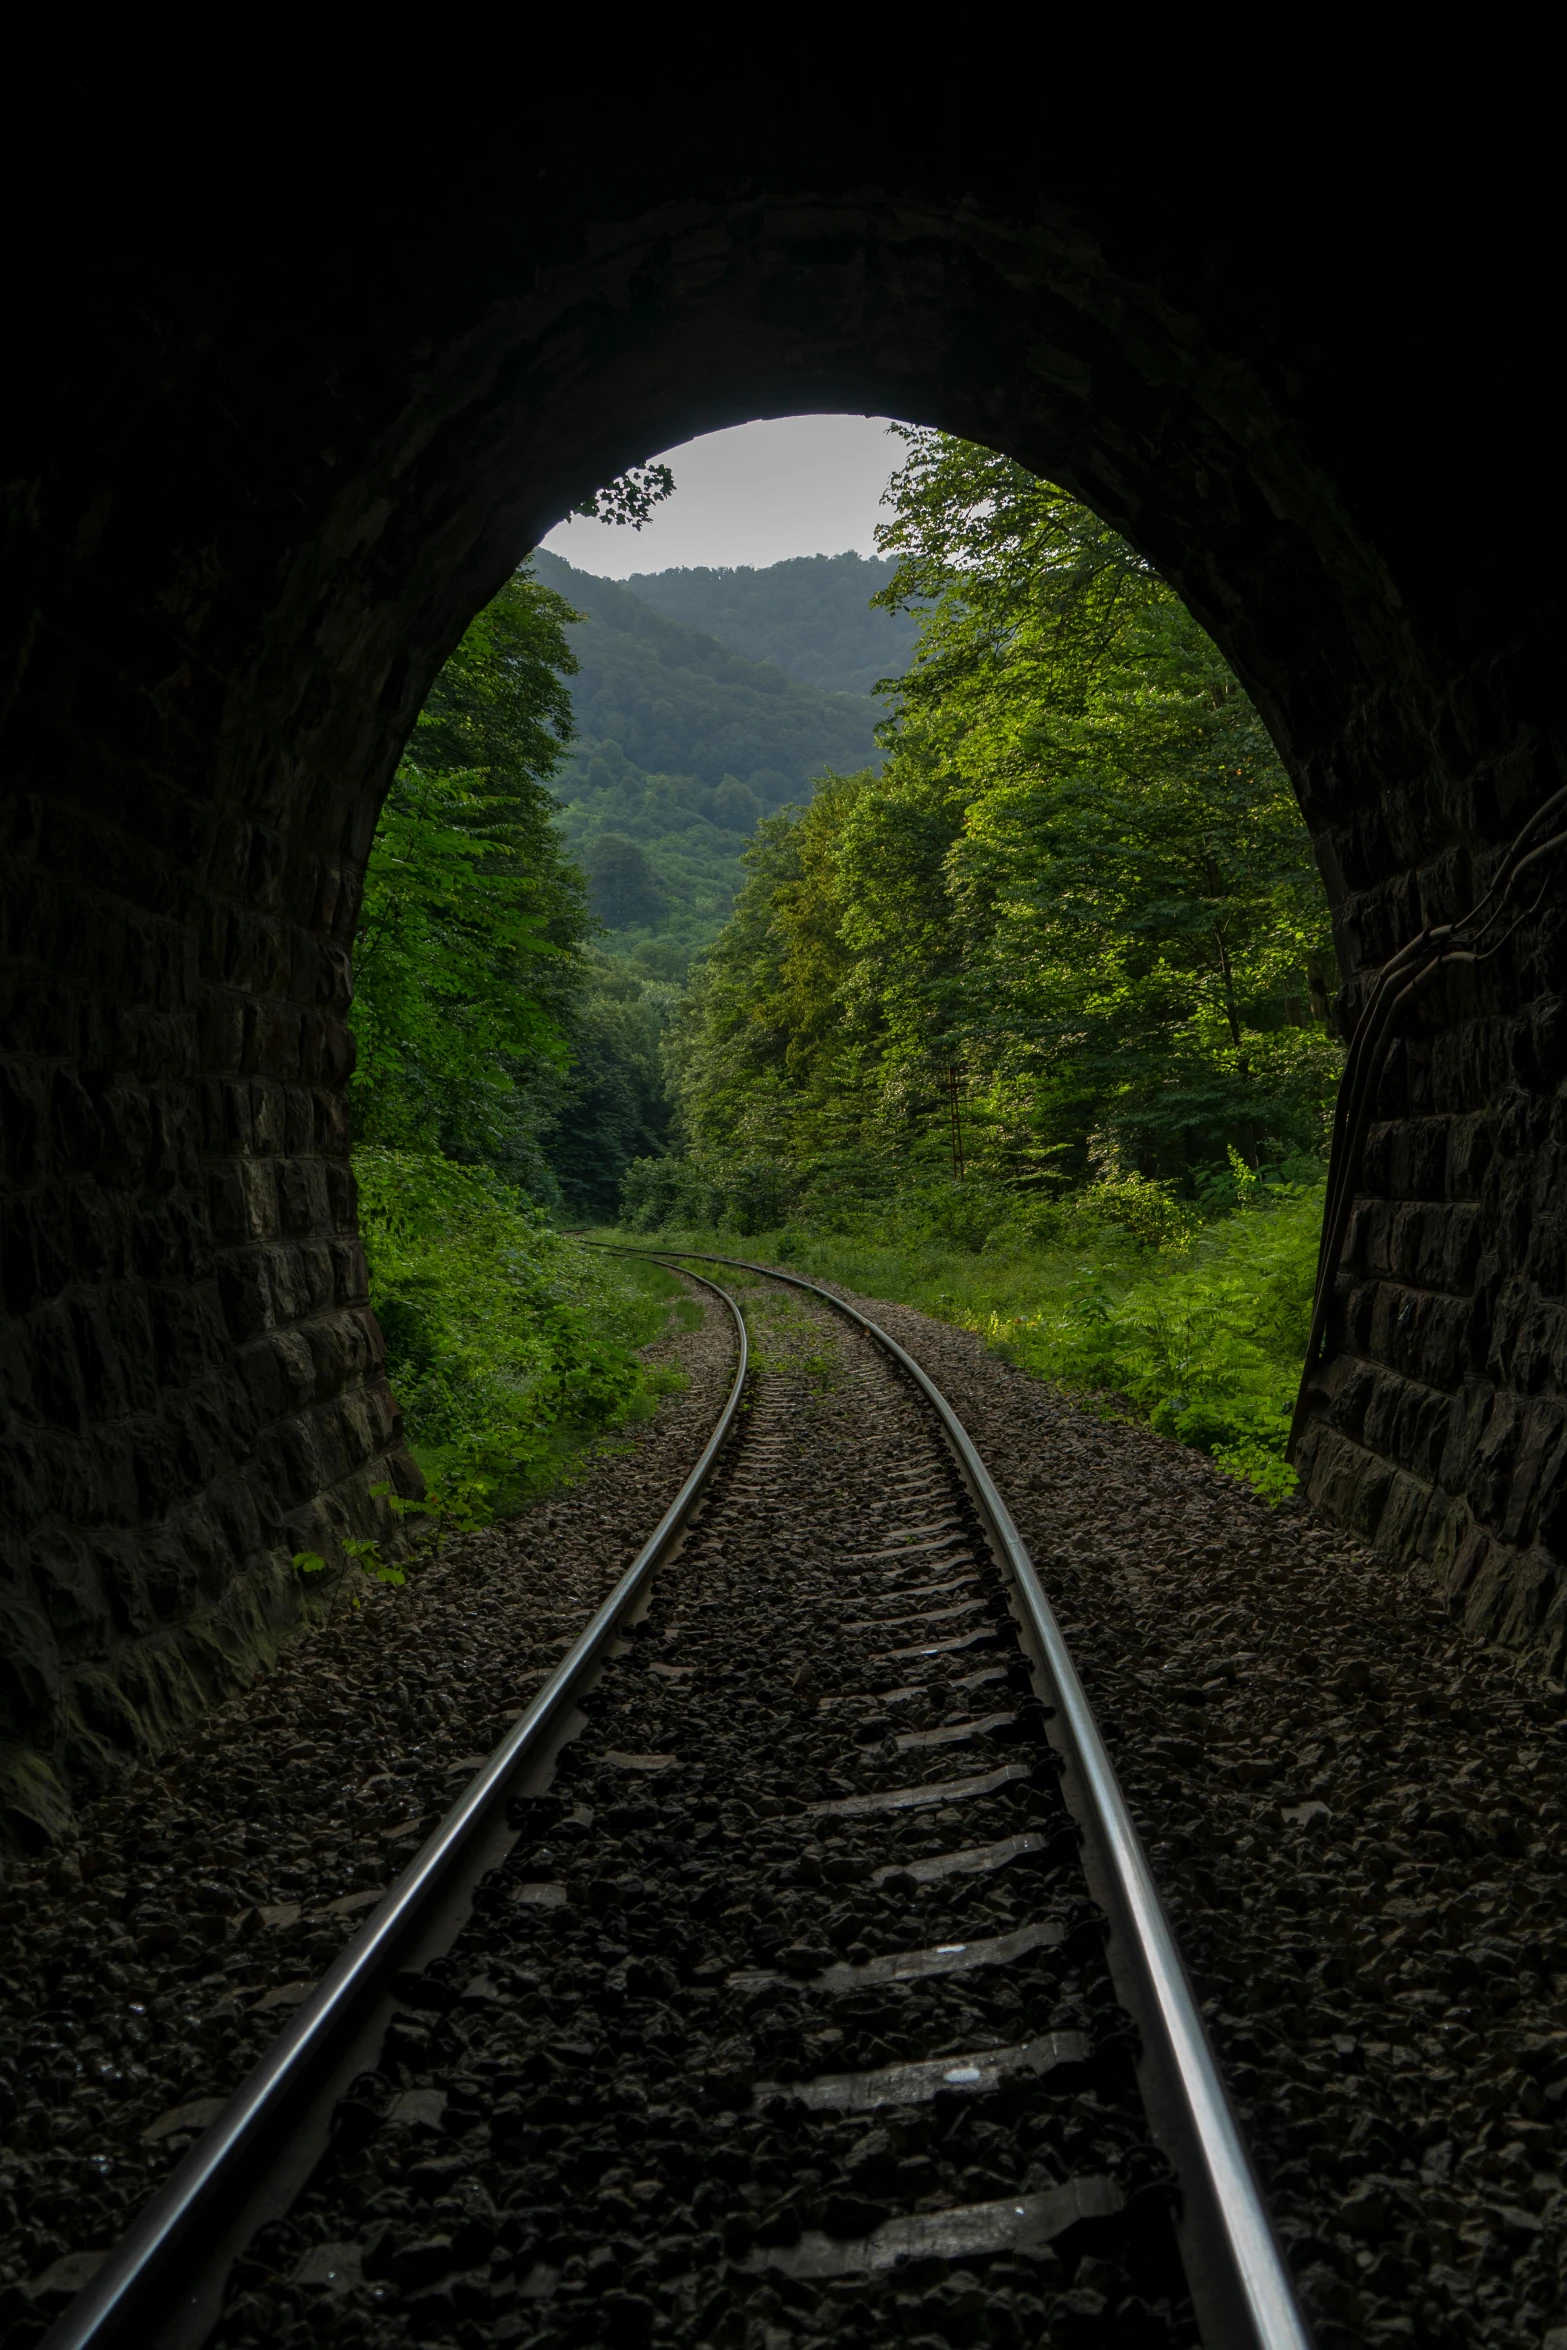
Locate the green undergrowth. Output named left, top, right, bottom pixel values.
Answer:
left=599, top=1171, right=1323, bottom=1502
left=355, top=1148, right=688, bottom=1526
left=743, top=1290, right=844, bottom=1402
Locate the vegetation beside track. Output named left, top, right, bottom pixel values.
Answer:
left=607, top=1170, right=1322, bottom=1501
left=351, top=438, right=1337, bottom=1515
left=356, top=1148, right=689, bottom=1523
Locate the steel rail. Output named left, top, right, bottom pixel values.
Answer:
left=43, top=1269, right=748, bottom=2350
left=609, top=1244, right=1312, bottom=2350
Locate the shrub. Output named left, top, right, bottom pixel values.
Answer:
left=356, top=1147, right=677, bottom=1519
left=619, top=1168, right=1323, bottom=1505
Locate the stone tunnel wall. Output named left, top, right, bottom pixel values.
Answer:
left=1297, top=886, right=1567, bottom=1674
left=3, top=80, right=1567, bottom=1843
left=0, top=733, right=421, bottom=1844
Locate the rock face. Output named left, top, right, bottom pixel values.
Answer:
left=1, top=59, right=1564, bottom=1837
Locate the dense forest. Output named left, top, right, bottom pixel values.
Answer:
left=647, top=433, right=1337, bottom=1230
left=623, top=433, right=1340, bottom=1489
left=533, top=551, right=889, bottom=978
left=351, top=431, right=1340, bottom=1512
left=344, top=542, right=683, bottom=1514
left=622, top=550, right=919, bottom=695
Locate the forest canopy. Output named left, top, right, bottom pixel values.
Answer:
left=623, top=550, right=919, bottom=696
left=650, top=429, right=1339, bottom=1231
left=533, top=551, right=889, bottom=978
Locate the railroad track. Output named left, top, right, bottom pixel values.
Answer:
left=42, top=1258, right=1309, bottom=2350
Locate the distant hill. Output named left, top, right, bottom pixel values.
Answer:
left=535, top=551, right=882, bottom=796
left=623, top=550, right=920, bottom=697
left=533, top=550, right=892, bottom=977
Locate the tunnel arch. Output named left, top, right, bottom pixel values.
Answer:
left=3, top=98, right=1565, bottom=1842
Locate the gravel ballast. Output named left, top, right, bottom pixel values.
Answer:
left=9, top=1257, right=1567, bottom=2350
left=0, top=1290, right=736, bottom=2342
left=820, top=1279, right=1567, bottom=2350
left=204, top=1280, right=1186, bottom=2350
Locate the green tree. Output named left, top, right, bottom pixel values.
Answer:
left=349, top=565, right=592, bottom=1182
left=665, top=431, right=1339, bottom=1214
left=546, top=959, right=678, bottom=1220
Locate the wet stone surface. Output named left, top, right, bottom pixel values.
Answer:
left=821, top=1283, right=1567, bottom=2350
left=204, top=1286, right=1188, bottom=2348
left=0, top=1292, right=735, bottom=2346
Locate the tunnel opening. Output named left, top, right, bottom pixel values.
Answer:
left=4, top=142, right=1566, bottom=1848
left=355, top=410, right=1346, bottom=1528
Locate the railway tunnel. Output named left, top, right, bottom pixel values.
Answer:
left=2, top=56, right=1565, bottom=1849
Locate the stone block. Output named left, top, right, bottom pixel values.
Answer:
left=208, top=1469, right=266, bottom=1561
left=1348, top=1200, right=1393, bottom=1277
left=239, top=1158, right=280, bottom=1241
left=283, top=1086, right=314, bottom=1155
left=254, top=1416, right=327, bottom=1515
left=1369, top=1280, right=1433, bottom=1382
left=299, top=1239, right=336, bottom=1313
left=237, top=1332, right=288, bottom=1421
left=199, top=992, right=246, bottom=1071
left=206, top=1161, right=251, bottom=1243
left=131, top=1417, right=192, bottom=1520
left=1361, top=1123, right=1392, bottom=1197
left=28, top=1528, right=114, bottom=1656
left=1299, top=1423, right=1372, bottom=1527
left=49, top=1067, right=103, bottom=1173
left=0, top=1057, right=45, bottom=1186
left=244, top=997, right=303, bottom=1079
left=329, top=1237, right=368, bottom=1309
left=272, top=1327, right=320, bottom=1410
left=314, top=1088, right=352, bottom=1155
left=68, top=1182, right=129, bottom=1284
left=0, top=1595, right=62, bottom=1744
left=1391, top=1376, right=1451, bottom=1480
left=1464, top=1389, right=1528, bottom=1530
left=1372, top=1468, right=1434, bottom=1564
left=140, top=1528, right=202, bottom=1624
left=300, top=1157, right=331, bottom=1235
left=71, top=1666, right=150, bottom=1754
left=1412, top=1116, right=1449, bottom=1198
left=1526, top=1215, right=1566, bottom=1294
left=87, top=1422, right=143, bottom=1528
left=92, top=1533, right=157, bottom=1638
left=0, top=1741, right=73, bottom=1851
left=215, top=1250, right=276, bottom=1341
left=28, top=1300, right=88, bottom=1429
left=1495, top=1544, right=1561, bottom=1641
left=1509, top=1399, right=1567, bottom=1544
left=84, top=1289, right=150, bottom=1415
left=275, top=1156, right=313, bottom=1237
left=5, top=1191, right=73, bottom=1307
left=1438, top=1203, right=1484, bottom=1291
left=96, top=1083, right=154, bottom=1188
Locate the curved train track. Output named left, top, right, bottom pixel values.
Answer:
left=41, top=1256, right=1309, bottom=2350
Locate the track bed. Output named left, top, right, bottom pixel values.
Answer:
left=211, top=1282, right=1183, bottom=2347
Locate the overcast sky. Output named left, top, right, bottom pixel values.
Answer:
left=540, top=414, right=907, bottom=577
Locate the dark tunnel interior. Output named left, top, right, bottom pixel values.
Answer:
left=3, top=42, right=1566, bottom=1842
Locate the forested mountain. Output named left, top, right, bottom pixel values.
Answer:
left=622, top=551, right=920, bottom=695
left=532, top=549, right=887, bottom=976
left=533, top=551, right=881, bottom=789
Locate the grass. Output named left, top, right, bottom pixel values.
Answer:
left=355, top=1149, right=693, bottom=1524
left=594, top=1174, right=1324, bottom=1503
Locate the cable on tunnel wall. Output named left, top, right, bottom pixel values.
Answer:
left=1288, top=787, right=1567, bottom=1461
